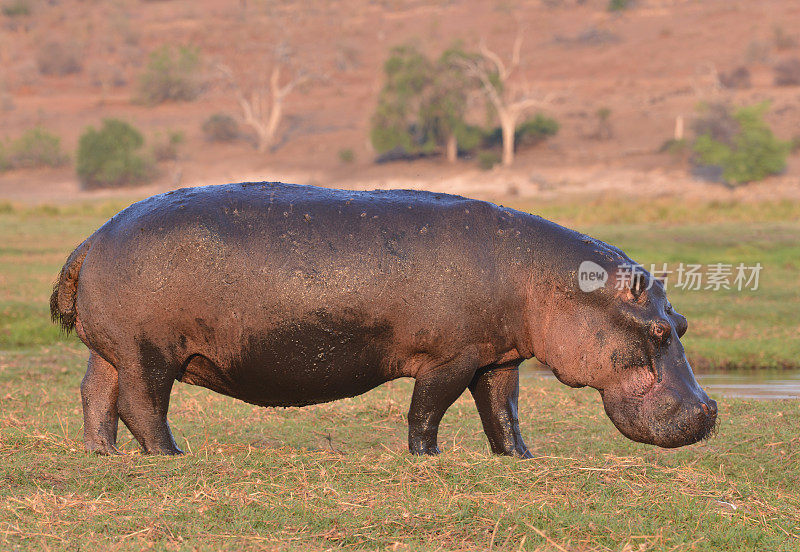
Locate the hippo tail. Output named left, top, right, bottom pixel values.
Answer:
left=50, top=237, right=93, bottom=334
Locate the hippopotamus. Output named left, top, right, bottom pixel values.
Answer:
left=51, top=182, right=717, bottom=457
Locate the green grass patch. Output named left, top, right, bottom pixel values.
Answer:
left=511, top=197, right=800, bottom=226
left=0, top=347, right=797, bottom=550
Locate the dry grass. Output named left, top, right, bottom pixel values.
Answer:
left=0, top=346, right=798, bottom=551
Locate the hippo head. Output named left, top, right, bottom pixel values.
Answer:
left=532, top=253, right=718, bottom=448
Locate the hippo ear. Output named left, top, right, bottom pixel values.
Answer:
left=630, top=271, right=647, bottom=301
left=614, top=268, right=649, bottom=303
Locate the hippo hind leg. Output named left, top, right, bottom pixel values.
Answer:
left=469, top=363, right=532, bottom=458
left=81, top=351, right=120, bottom=455
left=115, top=342, right=184, bottom=455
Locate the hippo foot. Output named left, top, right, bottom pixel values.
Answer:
left=409, top=443, right=441, bottom=456
left=511, top=447, right=533, bottom=459
left=142, top=445, right=185, bottom=456
left=489, top=444, right=533, bottom=459
left=84, top=440, right=121, bottom=456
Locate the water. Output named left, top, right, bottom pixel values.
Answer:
left=693, top=371, right=800, bottom=400
left=522, top=366, right=800, bottom=400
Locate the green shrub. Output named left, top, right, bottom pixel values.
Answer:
left=480, top=114, right=559, bottom=151
left=659, top=138, right=689, bottom=155
left=453, top=123, right=484, bottom=154
left=5, top=128, right=68, bottom=169
left=692, top=102, right=790, bottom=185
left=135, top=45, right=201, bottom=105
left=202, top=113, right=239, bottom=142
left=477, top=151, right=500, bottom=170
left=76, top=119, right=154, bottom=189
left=2, top=0, right=30, bottom=16
left=338, top=148, right=355, bottom=163
left=36, top=41, right=82, bottom=76
left=152, top=130, right=184, bottom=162
left=515, top=114, right=560, bottom=147
left=608, top=0, right=633, bottom=11
left=481, top=126, right=503, bottom=149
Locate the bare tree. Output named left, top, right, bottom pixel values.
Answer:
left=218, top=44, right=313, bottom=153
left=458, top=31, right=553, bottom=166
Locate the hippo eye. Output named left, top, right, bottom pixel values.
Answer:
left=650, top=321, right=671, bottom=344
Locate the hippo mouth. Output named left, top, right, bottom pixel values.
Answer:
left=600, top=383, right=719, bottom=448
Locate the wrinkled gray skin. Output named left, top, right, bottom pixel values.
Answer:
left=51, top=182, right=717, bottom=457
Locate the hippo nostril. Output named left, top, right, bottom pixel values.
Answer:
left=701, top=400, right=718, bottom=418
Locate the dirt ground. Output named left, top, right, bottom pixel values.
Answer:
left=1, top=0, right=800, bottom=204
left=2, top=159, right=799, bottom=206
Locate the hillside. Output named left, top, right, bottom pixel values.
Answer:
left=1, top=0, right=800, bottom=203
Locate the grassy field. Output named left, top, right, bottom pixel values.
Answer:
left=1, top=197, right=799, bottom=550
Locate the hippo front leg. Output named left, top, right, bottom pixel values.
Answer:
left=407, top=357, right=478, bottom=455
left=469, top=363, right=532, bottom=458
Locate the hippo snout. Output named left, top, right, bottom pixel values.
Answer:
left=601, top=381, right=718, bottom=448
left=684, top=397, right=718, bottom=444
left=648, top=388, right=718, bottom=448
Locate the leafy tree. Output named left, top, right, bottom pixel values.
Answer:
left=370, top=46, right=434, bottom=156
left=76, top=119, right=153, bottom=189
left=693, top=102, right=790, bottom=185
left=371, top=41, right=557, bottom=166
left=421, top=47, right=479, bottom=162
left=371, top=45, right=479, bottom=162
